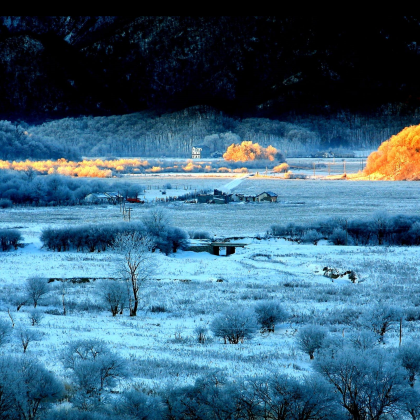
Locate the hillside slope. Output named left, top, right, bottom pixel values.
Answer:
left=1, top=16, right=420, bottom=120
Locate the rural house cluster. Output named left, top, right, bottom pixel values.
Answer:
left=197, top=189, right=278, bottom=204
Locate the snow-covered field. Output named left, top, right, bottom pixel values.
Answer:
left=1, top=231, right=418, bottom=388
left=2, top=177, right=420, bottom=237
left=0, top=175, right=420, bottom=404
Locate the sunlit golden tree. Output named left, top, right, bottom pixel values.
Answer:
left=223, top=141, right=278, bottom=162
left=364, top=125, right=420, bottom=180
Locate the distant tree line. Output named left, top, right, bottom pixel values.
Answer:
left=2, top=105, right=420, bottom=162
left=17, top=105, right=419, bottom=159
left=26, top=106, right=317, bottom=158
left=0, top=120, right=80, bottom=161
left=269, top=212, right=420, bottom=246
left=0, top=170, right=145, bottom=206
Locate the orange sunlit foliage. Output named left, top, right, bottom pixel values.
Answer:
left=364, top=125, right=420, bottom=180
left=0, top=155, right=285, bottom=176
left=0, top=158, right=150, bottom=178
left=273, top=163, right=289, bottom=173
left=182, top=161, right=203, bottom=172
left=146, top=166, right=163, bottom=173
left=223, top=141, right=278, bottom=162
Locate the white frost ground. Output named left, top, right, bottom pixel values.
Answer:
left=1, top=228, right=419, bottom=390
left=0, top=174, right=420, bottom=392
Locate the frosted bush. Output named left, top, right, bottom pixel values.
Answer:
left=254, top=301, right=288, bottom=333
left=210, top=308, right=258, bottom=344
left=296, top=325, right=329, bottom=359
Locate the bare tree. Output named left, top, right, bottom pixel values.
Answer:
left=142, top=207, right=171, bottom=236
left=57, top=281, right=68, bottom=316
left=113, top=232, right=155, bottom=316
left=0, top=319, right=12, bottom=346
left=17, top=327, right=40, bottom=353
left=99, top=280, right=127, bottom=316
left=0, top=355, right=64, bottom=420
left=62, top=338, right=111, bottom=370
left=359, top=303, right=401, bottom=344
left=25, top=277, right=49, bottom=308
left=28, top=308, right=44, bottom=326
left=62, top=339, right=130, bottom=410
left=315, top=348, right=405, bottom=420
left=296, top=325, right=328, bottom=359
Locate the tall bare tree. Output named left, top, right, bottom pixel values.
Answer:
left=113, top=232, right=155, bottom=317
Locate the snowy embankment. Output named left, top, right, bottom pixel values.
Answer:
left=218, top=173, right=250, bottom=193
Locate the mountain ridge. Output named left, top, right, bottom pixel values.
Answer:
left=1, top=16, right=420, bottom=121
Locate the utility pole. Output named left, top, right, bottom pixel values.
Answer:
left=345, top=219, right=348, bottom=245
left=126, top=207, right=133, bottom=222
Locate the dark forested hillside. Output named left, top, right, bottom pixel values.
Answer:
left=1, top=16, right=420, bottom=121
left=23, top=105, right=420, bottom=158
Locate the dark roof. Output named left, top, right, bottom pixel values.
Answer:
left=211, top=242, right=247, bottom=247
left=258, top=191, right=278, bottom=197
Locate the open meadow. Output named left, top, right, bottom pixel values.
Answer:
left=2, top=175, right=420, bottom=237
left=1, top=171, right=420, bottom=418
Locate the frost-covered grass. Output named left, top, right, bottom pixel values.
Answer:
left=1, top=177, right=420, bottom=395
left=0, top=233, right=420, bottom=388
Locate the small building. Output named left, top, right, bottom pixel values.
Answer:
left=245, top=195, right=256, bottom=202
left=104, top=192, right=124, bottom=204
left=210, top=242, right=248, bottom=256
left=187, top=240, right=247, bottom=256
left=197, top=194, right=214, bottom=204
left=192, top=146, right=202, bottom=159
left=197, top=190, right=232, bottom=204
left=230, top=194, right=243, bottom=202
left=255, top=191, right=278, bottom=202
left=84, top=192, right=123, bottom=204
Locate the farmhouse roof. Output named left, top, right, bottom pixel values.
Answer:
left=87, top=193, right=109, bottom=199
left=258, top=191, right=278, bottom=197
left=105, top=192, right=123, bottom=198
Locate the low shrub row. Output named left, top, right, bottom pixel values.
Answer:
left=269, top=213, right=420, bottom=246
left=40, top=221, right=189, bottom=255
left=0, top=228, right=22, bottom=251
